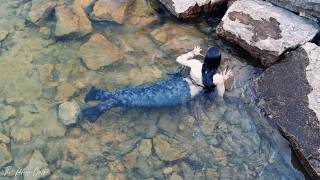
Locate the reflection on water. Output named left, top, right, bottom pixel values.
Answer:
left=0, top=0, right=304, bottom=179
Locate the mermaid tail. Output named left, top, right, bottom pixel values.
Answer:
left=82, top=76, right=192, bottom=122
left=85, top=87, right=112, bottom=102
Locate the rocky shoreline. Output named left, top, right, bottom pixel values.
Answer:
left=158, top=0, right=320, bottom=178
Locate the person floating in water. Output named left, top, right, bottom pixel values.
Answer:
left=82, top=46, right=232, bottom=123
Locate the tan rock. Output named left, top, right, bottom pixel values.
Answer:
left=11, top=127, right=33, bottom=143
left=74, top=0, right=96, bottom=10
left=0, top=133, right=10, bottom=144
left=163, top=167, right=173, bottom=175
left=91, top=0, right=131, bottom=24
left=153, top=135, right=188, bottom=161
left=150, top=23, right=206, bottom=55
left=106, top=173, right=126, bottom=180
left=79, top=34, right=122, bottom=70
left=124, top=148, right=139, bottom=170
left=0, top=143, right=12, bottom=168
left=28, top=0, right=56, bottom=25
left=55, top=82, right=76, bottom=101
left=24, top=150, right=50, bottom=180
left=54, top=4, right=92, bottom=37
left=139, top=139, right=152, bottom=157
left=170, top=173, right=183, bottom=180
left=108, top=160, right=126, bottom=173
left=0, top=105, right=16, bottom=122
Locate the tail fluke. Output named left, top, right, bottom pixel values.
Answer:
left=85, top=87, right=112, bottom=103
left=82, top=99, right=118, bottom=123
left=81, top=106, right=105, bottom=123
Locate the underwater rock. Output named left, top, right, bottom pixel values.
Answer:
left=150, top=23, right=206, bottom=55
left=58, top=101, right=80, bottom=126
left=79, top=34, right=122, bottom=70
left=158, top=0, right=226, bottom=19
left=55, top=82, right=77, bottom=101
left=153, top=135, right=188, bottom=161
left=138, top=139, right=152, bottom=157
left=0, top=143, right=12, bottom=168
left=106, top=173, right=126, bottom=180
left=253, top=43, right=320, bottom=178
left=11, top=127, right=33, bottom=143
left=124, top=148, right=139, bottom=170
left=91, top=0, right=131, bottom=24
left=157, top=115, right=177, bottom=135
left=170, top=173, right=183, bottom=180
left=265, top=0, right=320, bottom=22
left=0, top=133, right=10, bottom=144
left=108, top=160, right=126, bottom=173
left=125, top=0, right=160, bottom=29
left=74, top=0, right=96, bottom=10
left=54, top=4, right=92, bottom=37
left=24, top=150, right=50, bottom=180
left=0, top=105, right=16, bottom=122
left=28, top=0, right=56, bottom=25
left=217, top=0, right=319, bottom=67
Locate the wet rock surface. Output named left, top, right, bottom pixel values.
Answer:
left=253, top=43, right=320, bottom=178
left=158, top=0, right=226, bottom=19
left=217, top=0, right=319, bottom=67
left=91, top=0, right=131, bottom=24
left=24, top=150, right=50, bottom=180
left=58, top=101, right=80, bottom=126
left=54, top=4, right=92, bottom=37
left=265, top=0, right=320, bottom=22
left=79, top=33, right=122, bottom=70
left=28, top=0, right=56, bottom=25
left=0, top=143, right=12, bottom=168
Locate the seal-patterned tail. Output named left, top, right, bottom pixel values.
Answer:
left=84, top=87, right=112, bottom=103
left=82, top=99, right=118, bottom=123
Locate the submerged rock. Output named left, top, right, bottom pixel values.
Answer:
left=55, top=82, right=77, bottom=101
left=11, top=127, right=33, bottom=143
left=150, top=23, right=206, bottom=55
left=125, top=0, right=160, bottom=29
left=79, top=34, right=122, bottom=70
left=0, top=105, right=16, bottom=122
left=54, top=4, right=92, bottom=37
left=252, top=43, right=320, bottom=178
left=0, top=133, right=10, bottom=144
left=217, top=0, right=319, bottom=67
left=153, top=135, right=188, bottom=161
left=24, top=150, right=50, bottom=180
left=265, top=0, right=320, bottom=22
left=158, top=0, right=226, bottom=19
left=58, top=101, right=80, bottom=126
left=28, top=0, right=56, bottom=25
left=91, top=0, right=131, bottom=24
left=0, top=143, right=12, bottom=168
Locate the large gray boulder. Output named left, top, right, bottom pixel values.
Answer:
left=217, top=0, right=319, bottom=67
left=158, top=0, right=226, bottom=19
left=265, top=0, right=320, bottom=22
left=252, top=43, right=320, bottom=178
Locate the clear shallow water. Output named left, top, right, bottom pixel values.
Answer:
left=0, top=0, right=305, bottom=179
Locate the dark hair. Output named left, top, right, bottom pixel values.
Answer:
left=202, top=47, right=221, bottom=91
left=204, top=47, right=221, bottom=70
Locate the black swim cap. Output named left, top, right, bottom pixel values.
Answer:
left=204, top=47, right=221, bottom=70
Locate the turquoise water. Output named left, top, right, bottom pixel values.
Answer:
left=0, top=0, right=305, bottom=179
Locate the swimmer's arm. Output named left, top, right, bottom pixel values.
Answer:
left=176, top=46, right=202, bottom=67
left=213, top=69, right=233, bottom=97
left=213, top=74, right=225, bottom=97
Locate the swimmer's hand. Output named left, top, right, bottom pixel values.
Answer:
left=192, top=46, right=203, bottom=56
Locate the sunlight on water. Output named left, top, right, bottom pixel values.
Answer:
left=0, top=0, right=304, bottom=179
